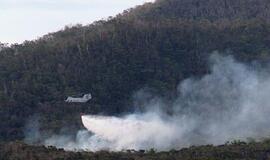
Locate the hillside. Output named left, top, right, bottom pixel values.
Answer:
left=1, top=0, right=270, bottom=143
left=125, top=0, right=270, bottom=21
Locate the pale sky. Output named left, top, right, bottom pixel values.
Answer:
left=0, top=0, right=154, bottom=44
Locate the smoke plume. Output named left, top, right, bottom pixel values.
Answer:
left=28, top=54, right=270, bottom=151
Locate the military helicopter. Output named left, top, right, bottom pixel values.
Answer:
left=65, top=93, right=92, bottom=103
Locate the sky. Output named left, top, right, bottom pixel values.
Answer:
left=0, top=0, right=154, bottom=44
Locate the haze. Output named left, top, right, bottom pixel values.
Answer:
left=0, top=0, right=153, bottom=44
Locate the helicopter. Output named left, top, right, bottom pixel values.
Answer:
left=65, top=93, right=92, bottom=103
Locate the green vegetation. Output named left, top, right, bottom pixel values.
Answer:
left=1, top=0, right=270, bottom=146
left=1, top=140, right=270, bottom=160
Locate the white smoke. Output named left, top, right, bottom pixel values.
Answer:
left=39, top=54, right=270, bottom=151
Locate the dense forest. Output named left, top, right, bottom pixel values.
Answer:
left=124, top=0, right=270, bottom=21
left=1, top=0, right=270, bottom=146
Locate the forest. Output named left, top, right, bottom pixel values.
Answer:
left=1, top=0, right=270, bottom=157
